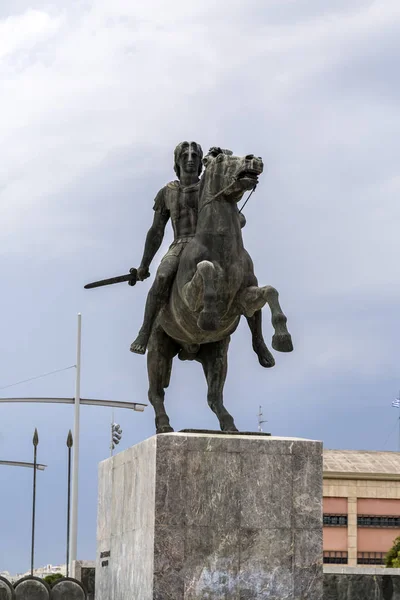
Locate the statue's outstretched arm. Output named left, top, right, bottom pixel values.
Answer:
left=138, top=211, right=169, bottom=280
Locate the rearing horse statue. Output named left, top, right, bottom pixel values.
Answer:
left=147, top=148, right=293, bottom=433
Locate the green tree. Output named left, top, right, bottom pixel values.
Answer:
left=43, top=573, right=64, bottom=586
left=385, top=536, right=400, bottom=567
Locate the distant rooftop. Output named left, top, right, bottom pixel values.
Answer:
left=324, top=449, right=400, bottom=480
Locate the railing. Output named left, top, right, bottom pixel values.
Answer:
left=323, top=551, right=348, bottom=564
left=323, top=514, right=348, bottom=527
left=357, top=552, right=386, bottom=565
left=358, top=515, right=400, bottom=528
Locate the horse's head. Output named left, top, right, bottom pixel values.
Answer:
left=200, top=147, right=264, bottom=204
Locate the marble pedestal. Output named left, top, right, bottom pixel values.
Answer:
left=96, top=433, right=323, bottom=600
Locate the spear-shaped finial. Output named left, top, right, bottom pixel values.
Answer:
left=67, top=430, right=73, bottom=448
left=33, top=428, right=39, bottom=447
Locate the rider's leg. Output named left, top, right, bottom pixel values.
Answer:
left=130, top=256, right=179, bottom=354
left=182, top=259, right=219, bottom=331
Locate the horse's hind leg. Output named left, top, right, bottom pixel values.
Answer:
left=147, top=327, right=179, bottom=434
left=239, top=285, right=293, bottom=352
left=183, top=260, right=219, bottom=331
left=197, top=337, right=238, bottom=432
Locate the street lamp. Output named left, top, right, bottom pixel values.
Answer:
left=0, top=313, right=147, bottom=573
left=0, top=460, right=47, bottom=471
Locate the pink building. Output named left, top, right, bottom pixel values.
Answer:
left=323, top=450, right=400, bottom=566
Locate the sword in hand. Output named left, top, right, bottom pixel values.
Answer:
left=84, top=267, right=138, bottom=289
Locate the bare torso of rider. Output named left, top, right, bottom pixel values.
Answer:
left=130, top=141, right=275, bottom=369
left=130, top=142, right=203, bottom=355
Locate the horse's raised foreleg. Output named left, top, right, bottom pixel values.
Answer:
left=196, top=337, right=238, bottom=432
left=183, top=260, right=219, bottom=331
left=147, top=327, right=179, bottom=433
left=238, top=285, right=293, bottom=352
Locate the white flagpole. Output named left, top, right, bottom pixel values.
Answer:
left=69, top=313, right=82, bottom=574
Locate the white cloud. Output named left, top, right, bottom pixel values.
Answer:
left=0, top=9, right=61, bottom=60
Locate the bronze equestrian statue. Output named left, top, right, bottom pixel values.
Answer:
left=85, top=142, right=293, bottom=433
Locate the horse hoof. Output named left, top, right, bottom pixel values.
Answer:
left=198, top=311, right=219, bottom=331
left=157, top=425, right=174, bottom=434
left=221, top=421, right=239, bottom=432
left=272, top=333, right=293, bottom=353
left=253, top=340, right=275, bottom=368
left=130, top=343, right=146, bottom=354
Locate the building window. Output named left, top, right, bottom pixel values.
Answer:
left=323, top=514, right=348, bottom=527
left=357, top=515, right=400, bottom=528
left=323, top=551, right=348, bottom=564
left=357, top=552, right=385, bottom=565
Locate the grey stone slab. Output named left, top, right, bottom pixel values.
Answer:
left=156, top=433, right=188, bottom=452
left=95, top=437, right=157, bottom=600
left=128, top=528, right=155, bottom=600
left=292, top=440, right=322, bottom=456
left=155, top=449, right=187, bottom=526
left=153, top=526, right=185, bottom=600
left=131, top=436, right=157, bottom=531
left=239, top=437, right=299, bottom=456
left=294, top=529, right=323, bottom=599
left=184, top=527, right=240, bottom=599
left=185, top=433, right=243, bottom=454
left=241, top=453, right=293, bottom=529
left=185, top=451, right=241, bottom=528
left=110, top=463, right=125, bottom=536
left=240, top=528, right=293, bottom=599
left=96, top=458, right=113, bottom=541
left=293, top=450, right=323, bottom=529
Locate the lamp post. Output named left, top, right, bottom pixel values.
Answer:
left=0, top=313, right=147, bottom=574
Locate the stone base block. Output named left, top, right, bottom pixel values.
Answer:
left=96, top=433, right=323, bottom=599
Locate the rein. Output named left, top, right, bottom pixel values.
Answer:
left=198, top=183, right=257, bottom=216
left=239, top=185, right=257, bottom=214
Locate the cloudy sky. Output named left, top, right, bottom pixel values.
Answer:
left=0, top=0, right=399, bottom=575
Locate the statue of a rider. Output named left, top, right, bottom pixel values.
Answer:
left=130, top=140, right=275, bottom=368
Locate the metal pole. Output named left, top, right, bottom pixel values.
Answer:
left=66, top=430, right=73, bottom=578
left=70, top=313, right=82, bottom=573
left=31, top=428, right=39, bottom=576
